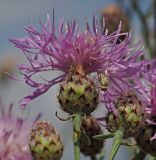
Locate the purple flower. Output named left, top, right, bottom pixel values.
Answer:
left=0, top=99, right=40, bottom=160
left=148, top=62, right=156, bottom=113
left=136, top=59, right=156, bottom=140
left=10, top=13, right=145, bottom=108
left=140, top=59, right=156, bottom=115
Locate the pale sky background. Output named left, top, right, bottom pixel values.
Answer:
left=0, top=0, right=152, bottom=159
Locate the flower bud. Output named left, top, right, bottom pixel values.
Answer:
left=106, top=91, right=144, bottom=138
left=29, top=121, right=63, bottom=160
left=80, top=116, right=104, bottom=157
left=101, top=4, right=130, bottom=42
left=58, top=65, right=99, bottom=114
left=98, top=74, right=109, bottom=92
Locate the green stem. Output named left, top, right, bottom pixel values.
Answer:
left=108, top=130, right=123, bottom=160
left=72, top=114, right=82, bottom=160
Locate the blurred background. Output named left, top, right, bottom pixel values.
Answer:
left=0, top=0, right=155, bottom=159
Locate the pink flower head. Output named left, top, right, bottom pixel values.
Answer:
left=0, top=99, right=41, bottom=160
left=141, top=59, right=156, bottom=115
left=137, top=59, right=156, bottom=140
left=10, top=13, right=145, bottom=108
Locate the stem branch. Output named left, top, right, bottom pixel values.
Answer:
left=93, top=133, right=114, bottom=140
left=108, top=130, right=123, bottom=160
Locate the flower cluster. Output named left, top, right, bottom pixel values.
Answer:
left=10, top=12, right=156, bottom=159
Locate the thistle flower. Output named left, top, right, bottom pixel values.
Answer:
left=134, top=60, right=156, bottom=155
left=0, top=99, right=39, bottom=160
left=10, top=12, right=145, bottom=108
left=143, top=60, right=156, bottom=116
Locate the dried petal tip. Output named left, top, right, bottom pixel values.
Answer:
left=29, top=120, right=63, bottom=160
left=106, top=91, right=144, bottom=138
left=80, top=116, right=104, bottom=157
left=58, top=69, right=99, bottom=114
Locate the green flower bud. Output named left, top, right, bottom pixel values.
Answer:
left=58, top=65, right=99, bottom=114
left=98, top=74, right=109, bottom=92
left=29, top=121, right=63, bottom=160
left=106, top=92, right=144, bottom=138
